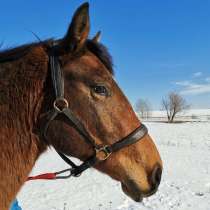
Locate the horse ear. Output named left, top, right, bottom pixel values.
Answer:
left=92, top=31, right=101, bottom=42
left=61, top=2, right=90, bottom=52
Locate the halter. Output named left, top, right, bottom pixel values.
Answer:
left=28, top=49, right=148, bottom=180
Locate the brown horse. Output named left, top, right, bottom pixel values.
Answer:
left=0, top=3, right=162, bottom=210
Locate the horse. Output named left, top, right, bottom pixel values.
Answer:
left=0, top=3, right=162, bottom=210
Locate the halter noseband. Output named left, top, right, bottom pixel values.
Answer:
left=39, top=50, right=148, bottom=179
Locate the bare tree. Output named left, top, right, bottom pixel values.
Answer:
left=162, top=92, right=189, bottom=123
left=135, top=98, right=151, bottom=119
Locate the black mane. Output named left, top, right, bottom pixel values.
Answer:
left=0, top=42, right=42, bottom=63
left=0, top=39, right=114, bottom=75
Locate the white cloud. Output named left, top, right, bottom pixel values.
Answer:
left=175, top=79, right=210, bottom=95
left=206, top=77, right=210, bottom=82
left=180, top=83, right=210, bottom=95
left=193, top=72, right=202, bottom=77
left=175, top=81, right=191, bottom=86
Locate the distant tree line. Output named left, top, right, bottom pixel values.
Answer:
left=135, top=98, right=151, bottom=119
left=135, top=91, right=190, bottom=123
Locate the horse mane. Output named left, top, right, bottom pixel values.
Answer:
left=0, top=40, right=51, bottom=63
left=0, top=39, right=114, bottom=75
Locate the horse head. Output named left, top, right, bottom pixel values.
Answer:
left=42, top=2, right=162, bottom=202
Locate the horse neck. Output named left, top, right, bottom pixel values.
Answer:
left=0, top=45, right=50, bottom=209
left=1, top=45, right=50, bottom=140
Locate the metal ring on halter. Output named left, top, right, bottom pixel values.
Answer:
left=53, top=98, right=69, bottom=112
left=95, top=145, right=112, bottom=161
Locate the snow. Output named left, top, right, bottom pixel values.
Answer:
left=18, top=121, right=210, bottom=210
left=137, top=109, right=210, bottom=122
left=151, top=109, right=210, bottom=117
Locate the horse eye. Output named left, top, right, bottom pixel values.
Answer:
left=92, top=85, right=108, bottom=96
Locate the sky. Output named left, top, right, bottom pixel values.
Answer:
left=1, top=0, right=210, bottom=109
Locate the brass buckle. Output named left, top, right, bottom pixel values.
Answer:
left=53, top=98, right=69, bottom=112
left=95, top=145, right=111, bottom=161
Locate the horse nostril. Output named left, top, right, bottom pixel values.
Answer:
left=151, top=164, right=162, bottom=188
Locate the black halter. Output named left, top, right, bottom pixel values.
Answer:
left=41, top=51, right=148, bottom=178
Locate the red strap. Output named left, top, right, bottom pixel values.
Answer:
left=27, top=173, right=56, bottom=181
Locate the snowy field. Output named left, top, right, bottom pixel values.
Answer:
left=18, top=121, right=210, bottom=210
left=142, top=109, right=210, bottom=122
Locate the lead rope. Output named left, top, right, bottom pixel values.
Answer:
left=27, top=168, right=73, bottom=181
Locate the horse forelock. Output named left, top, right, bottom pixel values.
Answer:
left=86, top=40, right=114, bottom=75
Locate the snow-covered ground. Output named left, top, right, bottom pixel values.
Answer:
left=147, top=109, right=210, bottom=122
left=18, top=121, right=210, bottom=210
left=151, top=109, right=210, bottom=117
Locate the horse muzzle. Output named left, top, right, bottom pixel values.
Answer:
left=121, top=164, right=162, bottom=202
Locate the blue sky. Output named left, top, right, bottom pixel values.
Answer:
left=1, top=0, right=210, bottom=109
